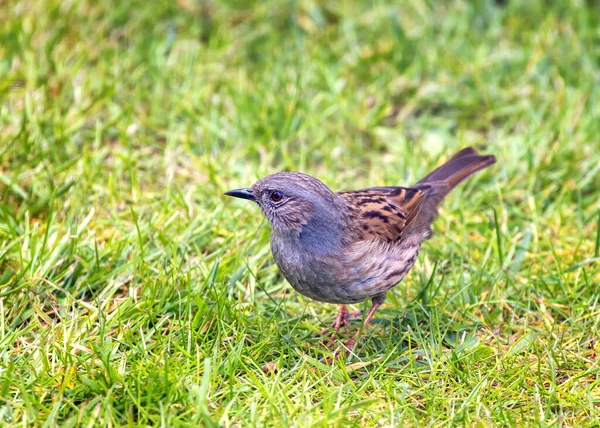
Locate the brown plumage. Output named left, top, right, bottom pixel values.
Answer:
left=341, top=146, right=496, bottom=242
left=225, top=147, right=496, bottom=353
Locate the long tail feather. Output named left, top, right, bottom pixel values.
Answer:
left=416, top=147, right=496, bottom=193
left=408, top=147, right=496, bottom=235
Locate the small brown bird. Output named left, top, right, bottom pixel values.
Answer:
left=225, top=147, right=496, bottom=351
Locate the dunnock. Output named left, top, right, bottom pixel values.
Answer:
left=226, top=147, right=496, bottom=351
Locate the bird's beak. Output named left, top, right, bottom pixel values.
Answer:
left=224, top=188, right=255, bottom=201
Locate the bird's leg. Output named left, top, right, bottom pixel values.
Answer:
left=321, top=305, right=350, bottom=338
left=332, top=305, right=350, bottom=330
left=344, top=294, right=385, bottom=352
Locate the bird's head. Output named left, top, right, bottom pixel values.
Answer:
left=225, top=172, right=344, bottom=234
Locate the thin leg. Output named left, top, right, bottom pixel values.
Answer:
left=344, top=294, right=385, bottom=352
left=332, top=305, right=349, bottom=331
left=363, top=300, right=383, bottom=325
left=321, top=305, right=351, bottom=338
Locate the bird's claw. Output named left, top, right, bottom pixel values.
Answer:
left=320, top=306, right=362, bottom=339
left=327, top=338, right=357, bottom=361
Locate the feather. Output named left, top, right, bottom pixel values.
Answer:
left=338, top=186, right=432, bottom=241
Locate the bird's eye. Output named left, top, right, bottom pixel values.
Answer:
left=270, top=191, right=284, bottom=202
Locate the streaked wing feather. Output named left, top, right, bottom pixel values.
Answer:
left=338, top=186, right=431, bottom=241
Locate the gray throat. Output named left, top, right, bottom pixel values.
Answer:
left=296, top=205, right=343, bottom=256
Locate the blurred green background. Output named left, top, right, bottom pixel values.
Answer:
left=1, top=0, right=599, bottom=426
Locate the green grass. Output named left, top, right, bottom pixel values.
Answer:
left=1, top=0, right=600, bottom=425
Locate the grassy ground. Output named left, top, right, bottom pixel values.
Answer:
left=1, top=0, right=600, bottom=426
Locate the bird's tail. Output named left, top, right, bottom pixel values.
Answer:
left=410, top=147, right=496, bottom=234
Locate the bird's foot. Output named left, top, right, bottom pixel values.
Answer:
left=327, top=337, right=358, bottom=361
left=320, top=306, right=362, bottom=339
left=345, top=338, right=356, bottom=351
left=323, top=296, right=384, bottom=362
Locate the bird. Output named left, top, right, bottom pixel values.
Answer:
left=225, top=147, right=496, bottom=352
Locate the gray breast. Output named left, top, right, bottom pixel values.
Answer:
left=271, top=230, right=423, bottom=304
left=270, top=232, right=365, bottom=304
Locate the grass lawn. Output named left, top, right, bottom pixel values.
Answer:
left=1, top=0, right=600, bottom=425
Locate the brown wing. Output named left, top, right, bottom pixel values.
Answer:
left=337, top=186, right=432, bottom=241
